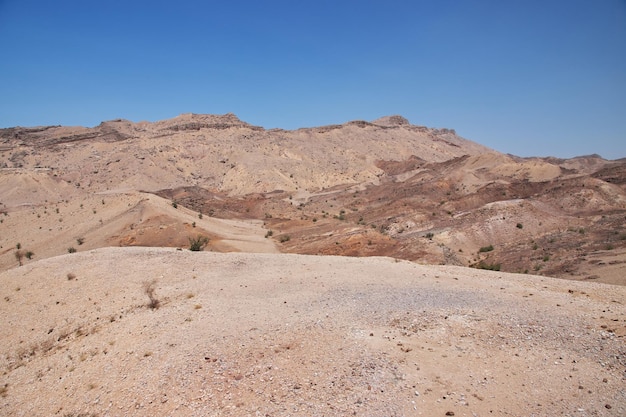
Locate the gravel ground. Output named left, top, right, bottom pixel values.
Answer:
left=1, top=248, right=624, bottom=416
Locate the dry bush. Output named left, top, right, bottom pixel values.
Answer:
left=143, top=279, right=160, bottom=309
left=14, top=250, right=24, bottom=266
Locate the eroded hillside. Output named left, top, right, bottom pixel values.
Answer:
left=1, top=114, right=625, bottom=283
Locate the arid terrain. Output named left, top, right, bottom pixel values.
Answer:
left=0, top=114, right=625, bottom=416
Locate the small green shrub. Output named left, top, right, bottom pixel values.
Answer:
left=68, top=247, right=77, bottom=253
left=473, top=261, right=501, bottom=271
left=479, top=245, right=494, bottom=253
left=189, top=236, right=209, bottom=251
left=516, top=223, right=523, bottom=229
left=279, top=235, right=291, bottom=243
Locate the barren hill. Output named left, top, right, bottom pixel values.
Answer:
left=1, top=114, right=625, bottom=416
left=0, top=113, right=489, bottom=197
left=1, top=113, right=625, bottom=282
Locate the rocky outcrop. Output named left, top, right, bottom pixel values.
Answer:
left=373, top=115, right=410, bottom=126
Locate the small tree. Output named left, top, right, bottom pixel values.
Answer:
left=25, top=251, right=34, bottom=260
left=189, top=236, right=209, bottom=251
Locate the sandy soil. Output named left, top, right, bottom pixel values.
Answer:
left=1, top=248, right=624, bottom=416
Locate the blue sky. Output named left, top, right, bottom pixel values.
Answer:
left=0, top=0, right=624, bottom=159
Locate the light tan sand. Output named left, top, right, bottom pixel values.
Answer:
left=1, top=248, right=624, bottom=416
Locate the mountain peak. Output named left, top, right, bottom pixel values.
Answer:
left=372, top=115, right=410, bottom=127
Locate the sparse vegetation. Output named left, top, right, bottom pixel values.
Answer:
left=68, top=247, right=77, bottom=253
left=473, top=261, right=501, bottom=271
left=25, top=251, right=34, bottom=260
left=76, top=237, right=85, bottom=245
left=172, top=201, right=178, bottom=209
left=143, top=279, right=160, bottom=309
left=265, top=230, right=274, bottom=238
left=516, top=223, right=523, bottom=229
left=478, top=245, right=494, bottom=253
left=14, top=250, right=24, bottom=266
left=189, top=235, right=209, bottom=251
left=279, top=235, right=291, bottom=243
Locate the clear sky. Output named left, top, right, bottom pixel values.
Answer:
left=1, top=0, right=624, bottom=159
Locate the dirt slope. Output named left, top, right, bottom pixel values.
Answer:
left=1, top=248, right=624, bottom=416
left=0, top=191, right=276, bottom=271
